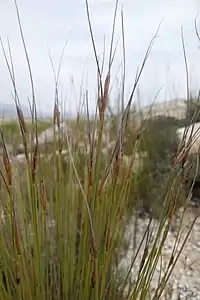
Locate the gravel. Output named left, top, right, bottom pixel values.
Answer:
left=119, top=207, right=200, bottom=299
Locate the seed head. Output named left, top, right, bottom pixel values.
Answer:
left=41, top=177, right=47, bottom=212
left=3, top=147, right=12, bottom=186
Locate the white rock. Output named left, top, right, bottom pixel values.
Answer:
left=176, top=122, right=200, bottom=154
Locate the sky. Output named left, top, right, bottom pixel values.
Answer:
left=0, top=0, right=200, bottom=115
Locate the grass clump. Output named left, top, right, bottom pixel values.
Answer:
left=0, top=1, right=198, bottom=299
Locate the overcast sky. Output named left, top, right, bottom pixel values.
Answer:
left=0, top=0, right=200, bottom=115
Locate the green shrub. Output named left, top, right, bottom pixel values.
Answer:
left=130, top=116, right=187, bottom=217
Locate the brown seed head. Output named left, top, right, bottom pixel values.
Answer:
left=31, top=142, right=38, bottom=183
left=89, top=230, right=97, bottom=259
left=53, top=104, right=60, bottom=129
left=16, top=105, right=27, bottom=135
left=41, top=177, right=47, bottom=212
left=101, top=72, right=110, bottom=111
left=3, top=147, right=12, bottom=186
left=91, top=267, right=96, bottom=288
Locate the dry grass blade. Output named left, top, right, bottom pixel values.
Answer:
left=13, top=0, right=40, bottom=160
left=85, top=0, right=103, bottom=97
left=98, top=26, right=160, bottom=191
left=108, top=0, right=119, bottom=69
left=65, top=124, right=97, bottom=255
left=0, top=38, right=21, bottom=109
left=48, top=40, right=68, bottom=128
left=13, top=0, right=36, bottom=108
left=121, top=7, right=126, bottom=114
left=122, top=22, right=161, bottom=128
left=181, top=26, right=193, bottom=147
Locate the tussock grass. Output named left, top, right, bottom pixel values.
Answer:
left=0, top=1, right=198, bottom=299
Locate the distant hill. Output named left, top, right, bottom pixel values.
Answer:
left=0, top=103, right=67, bottom=120
left=0, top=103, right=51, bottom=120
left=0, top=103, right=31, bottom=119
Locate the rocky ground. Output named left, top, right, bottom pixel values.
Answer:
left=119, top=207, right=200, bottom=299
left=2, top=122, right=200, bottom=299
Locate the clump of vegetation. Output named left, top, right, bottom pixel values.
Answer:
left=130, top=116, right=186, bottom=217
left=0, top=1, right=198, bottom=299
left=185, top=93, right=200, bottom=124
